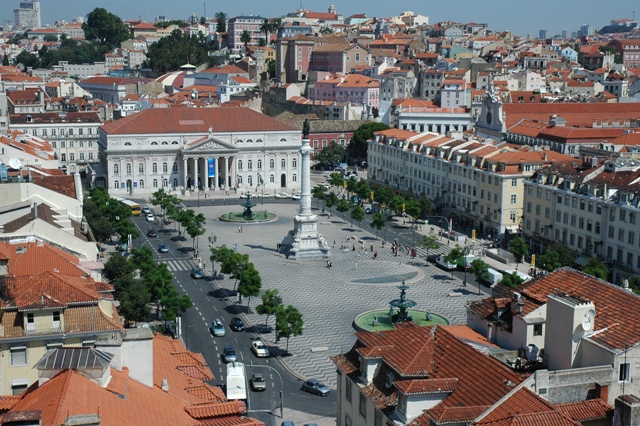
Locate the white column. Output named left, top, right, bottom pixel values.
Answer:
left=231, top=157, right=236, bottom=189
left=214, top=157, right=219, bottom=190
left=183, top=157, right=188, bottom=189
left=194, top=157, right=199, bottom=190
left=299, top=138, right=312, bottom=216
left=224, top=156, right=229, bottom=190
left=202, top=158, right=208, bottom=190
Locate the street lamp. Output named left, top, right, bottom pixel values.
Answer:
left=247, top=362, right=284, bottom=418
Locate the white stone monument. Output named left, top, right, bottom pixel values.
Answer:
left=281, top=123, right=331, bottom=259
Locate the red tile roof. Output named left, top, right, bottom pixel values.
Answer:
left=101, top=107, right=296, bottom=135
left=503, top=103, right=640, bottom=128
left=3, top=241, right=86, bottom=278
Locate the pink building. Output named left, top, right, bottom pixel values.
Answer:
left=274, top=34, right=315, bottom=83
left=308, top=73, right=380, bottom=109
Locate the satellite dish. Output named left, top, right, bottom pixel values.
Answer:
left=582, top=308, right=596, bottom=331
left=8, top=158, right=22, bottom=170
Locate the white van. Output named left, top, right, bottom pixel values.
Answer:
left=503, top=269, right=532, bottom=283
left=436, top=255, right=457, bottom=271
left=481, top=268, right=503, bottom=285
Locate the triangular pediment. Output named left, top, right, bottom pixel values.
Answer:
left=184, top=137, right=238, bottom=153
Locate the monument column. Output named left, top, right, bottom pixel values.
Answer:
left=279, top=119, right=330, bottom=259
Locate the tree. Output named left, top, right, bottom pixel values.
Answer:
left=103, top=253, right=134, bottom=282
left=336, top=198, right=351, bottom=222
left=372, top=185, right=390, bottom=206
left=325, top=192, right=338, bottom=215
left=371, top=212, right=386, bottom=240
left=345, top=176, right=358, bottom=199
left=538, top=243, right=576, bottom=271
left=350, top=205, right=365, bottom=229
left=215, top=12, right=227, bottom=33
left=356, top=181, right=372, bottom=204
left=260, top=19, right=273, bottom=46
left=118, top=278, right=150, bottom=325
left=238, top=263, right=262, bottom=306
left=15, top=50, right=38, bottom=68
left=314, top=142, right=346, bottom=169
left=90, top=215, right=114, bottom=243
left=444, top=245, right=464, bottom=279
left=470, top=259, right=489, bottom=282
left=501, top=272, right=525, bottom=288
left=256, top=289, right=282, bottom=325
left=390, top=195, right=405, bottom=218
left=311, top=184, right=326, bottom=210
left=275, top=304, right=304, bottom=353
left=114, top=219, right=139, bottom=244
left=240, top=30, right=251, bottom=50
left=328, top=172, right=345, bottom=189
left=43, top=34, right=59, bottom=42
left=419, top=235, right=439, bottom=264
left=581, top=257, right=608, bottom=280
left=82, top=8, right=130, bottom=50
left=348, top=122, right=390, bottom=162
left=509, top=237, right=529, bottom=271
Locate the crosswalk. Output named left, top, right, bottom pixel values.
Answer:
left=162, top=259, right=197, bottom=272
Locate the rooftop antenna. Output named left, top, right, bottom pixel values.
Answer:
left=203, top=0, right=206, bottom=20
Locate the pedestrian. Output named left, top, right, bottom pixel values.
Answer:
left=352, top=244, right=356, bottom=251
left=333, top=239, right=336, bottom=246
left=240, top=226, right=243, bottom=233
left=238, top=226, right=241, bottom=233
left=370, top=243, right=374, bottom=252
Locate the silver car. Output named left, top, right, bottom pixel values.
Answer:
left=250, top=373, right=266, bottom=391
left=301, top=378, right=330, bottom=396
left=211, top=319, right=225, bottom=337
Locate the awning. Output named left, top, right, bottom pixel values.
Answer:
left=506, top=226, right=519, bottom=234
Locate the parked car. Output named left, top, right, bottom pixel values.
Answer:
left=427, top=254, right=439, bottom=264
left=147, top=228, right=157, bottom=237
left=239, top=193, right=255, bottom=199
left=301, top=378, right=330, bottom=396
left=190, top=267, right=205, bottom=279
left=142, top=206, right=151, bottom=215
left=211, top=319, right=225, bottom=337
left=230, top=317, right=245, bottom=331
left=146, top=214, right=155, bottom=222
left=291, top=191, right=301, bottom=200
left=281, top=422, right=295, bottom=426
left=274, top=192, right=291, bottom=199
left=158, top=244, right=169, bottom=253
left=251, top=340, right=270, bottom=357
left=222, top=346, right=237, bottom=363
left=250, top=373, right=266, bottom=391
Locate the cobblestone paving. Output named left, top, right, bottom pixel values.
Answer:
left=195, top=203, right=484, bottom=387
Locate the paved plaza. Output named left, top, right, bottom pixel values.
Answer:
left=189, top=201, right=486, bottom=388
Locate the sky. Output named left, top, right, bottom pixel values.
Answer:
left=2, top=0, right=637, bottom=37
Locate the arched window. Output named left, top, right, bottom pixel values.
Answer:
left=257, top=159, right=262, bottom=170
left=280, top=138, right=287, bottom=142
left=172, top=141, right=179, bottom=145
left=248, top=160, right=253, bottom=170
left=152, top=163, right=158, bottom=173
left=162, top=162, right=168, bottom=173
left=270, top=159, right=275, bottom=169
left=139, top=179, right=144, bottom=188
left=172, top=162, right=178, bottom=173
left=153, top=179, right=158, bottom=188
left=292, top=158, right=297, bottom=168
left=162, top=178, right=167, bottom=188
left=114, top=180, right=119, bottom=189
left=246, top=139, right=253, bottom=143
left=281, top=159, right=286, bottom=168
left=238, top=176, right=243, bottom=184
left=248, top=175, right=253, bottom=186
left=161, top=141, right=168, bottom=145
left=151, top=141, right=158, bottom=145
left=138, top=163, right=144, bottom=173
left=124, top=142, right=132, bottom=146
left=126, top=163, right=132, bottom=174
left=256, top=139, right=263, bottom=143
left=269, top=174, right=275, bottom=183
left=173, top=178, right=178, bottom=188
left=113, top=164, right=119, bottom=174
left=237, top=160, right=243, bottom=170
left=292, top=173, right=297, bottom=182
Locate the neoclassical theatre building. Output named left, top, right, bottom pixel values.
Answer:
left=98, top=107, right=302, bottom=196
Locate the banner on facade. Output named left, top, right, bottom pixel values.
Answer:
left=207, top=158, right=215, bottom=177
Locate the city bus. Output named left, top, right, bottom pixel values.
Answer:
left=115, top=198, right=142, bottom=216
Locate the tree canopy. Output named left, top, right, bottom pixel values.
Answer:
left=276, top=304, right=304, bottom=353
left=314, top=142, right=346, bottom=169
left=82, top=8, right=131, bottom=50
left=348, top=122, right=390, bottom=163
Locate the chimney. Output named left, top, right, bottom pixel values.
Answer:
left=544, top=152, right=548, bottom=161
left=161, top=378, right=169, bottom=392
left=595, top=382, right=609, bottom=402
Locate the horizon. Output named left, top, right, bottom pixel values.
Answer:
left=2, top=0, right=637, bottom=38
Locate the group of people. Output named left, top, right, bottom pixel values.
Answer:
left=391, top=240, right=417, bottom=258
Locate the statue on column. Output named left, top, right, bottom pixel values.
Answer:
left=302, top=119, right=310, bottom=138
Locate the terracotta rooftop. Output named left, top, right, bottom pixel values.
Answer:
left=502, top=103, right=640, bottom=128
left=9, top=111, right=101, bottom=125
left=3, top=240, right=87, bottom=278
left=101, top=107, right=297, bottom=135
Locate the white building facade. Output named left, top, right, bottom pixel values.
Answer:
left=98, top=107, right=302, bottom=196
